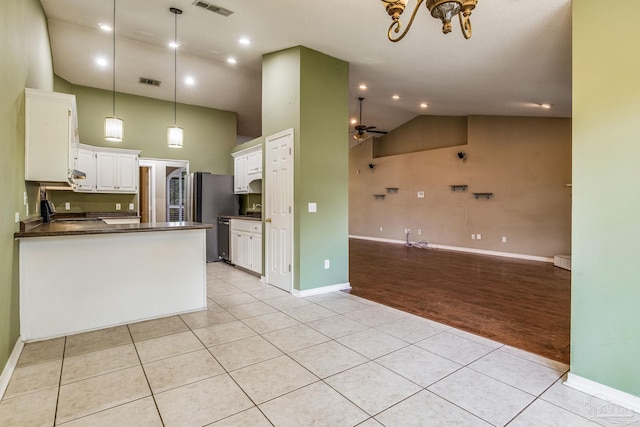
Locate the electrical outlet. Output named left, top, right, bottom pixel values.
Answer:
left=417, top=191, right=425, bottom=198
left=65, top=202, right=70, bottom=210
left=379, top=227, right=383, bottom=232
left=477, top=234, right=482, bottom=240
left=129, top=203, right=134, bottom=210
left=471, top=234, right=476, bottom=240
left=502, top=236, right=507, bottom=243
left=324, top=259, right=330, bottom=269
left=15, top=212, right=19, bottom=223
left=418, top=229, right=422, bottom=235
left=116, top=203, right=121, bottom=211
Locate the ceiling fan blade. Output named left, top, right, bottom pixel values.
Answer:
left=369, top=130, right=388, bottom=134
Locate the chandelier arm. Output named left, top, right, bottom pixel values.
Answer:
left=388, top=0, right=426, bottom=42
left=459, top=9, right=472, bottom=39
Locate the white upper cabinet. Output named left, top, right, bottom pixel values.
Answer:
left=77, top=144, right=140, bottom=193
left=24, top=88, right=81, bottom=186
left=95, top=149, right=140, bottom=193
left=75, top=146, right=96, bottom=192
left=232, top=145, right=262, bottom=194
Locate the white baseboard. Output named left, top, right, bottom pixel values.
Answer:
left=0, top=337, right=24, bottom=399
left=565, top=373, right=640, bottom=413
left=292, top=282, right=351, bottom=298
left=349, top=235, right=554, bottom=263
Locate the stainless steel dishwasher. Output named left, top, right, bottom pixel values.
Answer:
left=217, top=218, right=231, bottom=262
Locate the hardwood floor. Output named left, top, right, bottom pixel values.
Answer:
left=348, top=239, right=571, bottom=364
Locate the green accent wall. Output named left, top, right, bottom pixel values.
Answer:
left=56, top=83, right=237, bottom=175
left=262, top=47, right=349, bottom=291
left=571, top=0, right=640, bottom=396
left=0, top=0, right=54, bottom=370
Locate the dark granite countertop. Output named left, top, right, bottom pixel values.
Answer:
left=15, top=220, right=213, bottom=238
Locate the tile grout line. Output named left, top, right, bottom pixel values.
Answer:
left=126, top=324, right=166, bottom=427
left=52, top=335, right=67, bottom=426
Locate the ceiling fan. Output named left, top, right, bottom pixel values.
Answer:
left=353, top=97, right=387, bottom=141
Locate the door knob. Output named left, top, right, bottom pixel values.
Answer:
left=265, top=218, right=272, bottom=223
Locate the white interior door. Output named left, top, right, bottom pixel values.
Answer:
left=265, top=129, right=294, bottom=292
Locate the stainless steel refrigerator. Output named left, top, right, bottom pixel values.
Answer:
left=185, top=172, right=238, bottom=262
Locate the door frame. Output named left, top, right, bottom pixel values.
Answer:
left=265, top=128, right=294, bottom=293
left=139, top=158, right=189, bottom=223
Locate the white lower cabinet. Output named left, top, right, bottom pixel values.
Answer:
left=230, top=219, right=262, bottom=275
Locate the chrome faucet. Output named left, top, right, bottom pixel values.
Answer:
left=252, top=203, right=262, bottom=210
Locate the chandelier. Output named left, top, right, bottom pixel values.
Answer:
left=382, top=0, right=478, bottom=42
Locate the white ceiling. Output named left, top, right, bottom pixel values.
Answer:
left=40, top=0, right=572, bottom=140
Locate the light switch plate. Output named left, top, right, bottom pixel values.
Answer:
left=65, top=202, right=70, bottom=210
left=129, top=203, right=134, bottom=210
left=417, top=191, right=425, bottom=198
left=308, top=202, right=317, bottom=213
left=116, top=203, right=121, bottom=211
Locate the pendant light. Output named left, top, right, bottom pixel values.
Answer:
left=167, top=7, right=183, bottom=148
left=104, top=0, right=123, bottom=142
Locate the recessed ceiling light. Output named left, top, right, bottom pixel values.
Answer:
left=350, top=118, right=357, bottom=124
left=392, top=95, right=400, bottom=100
left=540, top=103, right=552, bottom=109
left=227, top=57, right=237, bottom=64
left=99, top=23, right=112, bottom=32
left=239, top=37, right=251, bottom=45
left=185, top=76, right=195, bottom=85
left=359, top=84, right=368, bottom=90
left=96, top=57, right=108, bottom=67
left=168, top=41, right=180, bottom=49
left=420, top=103, right=428, bottom=108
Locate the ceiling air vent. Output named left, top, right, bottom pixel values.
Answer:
left=191, top=1, right=233, bottom=17
left=139, top=77, right=161, bottom=87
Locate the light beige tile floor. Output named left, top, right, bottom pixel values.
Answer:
left=1, top=262, right=638, bottom=426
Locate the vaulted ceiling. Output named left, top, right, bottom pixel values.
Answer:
left=40, top=0, right=572, bottom=140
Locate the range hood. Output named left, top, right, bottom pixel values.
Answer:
left=39, top=169, right=86, bottom=191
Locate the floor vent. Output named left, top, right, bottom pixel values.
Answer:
left=192, top=1, right=233, bottom=17
left=139, top=77, right=161, bottom=87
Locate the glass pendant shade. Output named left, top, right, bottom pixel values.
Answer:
left=104, top=116, right=123, bottom=142
left=167, top=126, right=183, bottom=148
left=431, top=2, right=461, bottom=33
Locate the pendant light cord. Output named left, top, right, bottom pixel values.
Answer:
left=112, top=0, right=116, bottom=117
left=174, top=9, right=177, bottom=126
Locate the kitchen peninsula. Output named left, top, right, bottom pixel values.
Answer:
left=15, top=220, right=212, bottom=341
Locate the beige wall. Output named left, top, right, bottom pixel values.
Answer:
left=350, top=115, right=571, bottom=257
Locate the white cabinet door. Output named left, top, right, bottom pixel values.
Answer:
left=250, top=233, right=262, bottom=274
left=117, top=153, right=138, bottom=192
left=96, top=151, right=118, bottom=191
left=75, top=147, right=96, bottom=192
left=231, top=230, right=241, bottom=266
left=95, top=150, right=138, bottom=193
left=24, top=89, right=77, bottom=184
left=234, top=156, right=248, bottom=193
left=247, top=149, right=262, bottom=176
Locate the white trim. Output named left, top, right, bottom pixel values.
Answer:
left=565, top=373, right=640, bottom=413
left=0, top=337, right=24, bottom=399
left=349, top=235, right=554, bottom=263
left=292, top=282, right=351, bottom=298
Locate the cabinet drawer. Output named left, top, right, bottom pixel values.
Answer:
left=230, top=219, right=253, bottom=232
left=250, top=223, right=261, bottom=233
